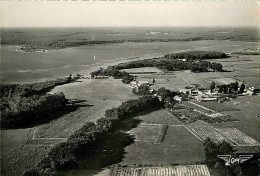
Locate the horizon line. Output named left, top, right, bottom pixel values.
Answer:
left=1, top=25, right=259, bottom=29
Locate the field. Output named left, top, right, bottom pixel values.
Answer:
left=187, top=121, right=228, bottom=144
left=1, top=139, right=62, bottom=176
left=110, top=165, right=210, bottom=176
left=216, top=128, right=260, bottom=147
left=121, top=109, right=205, bottom=166
left=212, top=95, right=260, bottom=142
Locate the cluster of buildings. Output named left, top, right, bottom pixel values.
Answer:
left=179, top=85, right=220, bottom=102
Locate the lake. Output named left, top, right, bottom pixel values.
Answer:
left=1, top=40, right=258, bottom=84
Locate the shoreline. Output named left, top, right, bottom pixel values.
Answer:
left=2, top=52, right=165, bottom=85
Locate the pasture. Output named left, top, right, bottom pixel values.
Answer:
left=121, top=124, right=205, bottom=166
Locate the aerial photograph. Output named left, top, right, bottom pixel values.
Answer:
left=1, top=1, right=259, bottom=176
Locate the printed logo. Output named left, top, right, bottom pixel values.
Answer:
left=217, top=155, right=253, bottom=166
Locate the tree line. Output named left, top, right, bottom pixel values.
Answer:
left=210, top=81, right=245, bottom=94
left=24, top=96, right=161, bottom=176
left=164, top=51, right=228, bottom=60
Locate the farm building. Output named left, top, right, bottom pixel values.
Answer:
left=195, top=95, right=218, bottom=102
left=129, top=80, right=152, bottom=88
left=180, top=88, right=190, bottom=94
left=173, top=95, right=183, bottom=102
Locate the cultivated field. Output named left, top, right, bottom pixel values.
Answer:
left=187, top=120, right=260, bottom=147
left=216, top=128, right=260, bottom=147
left=187, top=121, right=227, bottom=143
left=110, top=165, right=211, bottom=176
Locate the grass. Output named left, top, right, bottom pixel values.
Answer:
left=121, top=126, right=205, bottom=166
left=1, top=140, right=60, bottom=176
left=128, top=125, right=159, bottom=142
left=192, top=100, right=240, bottom=112
left=36, top=78, right=138, bottom=138
left=212, top=95, right=260, bottom=141
left=1, top=128, right=33, bottom=156
left=134, top=109, right=180, bottom=125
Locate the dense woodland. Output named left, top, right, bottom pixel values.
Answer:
left=164, top=51, right=228, bottom=60
left=1, top=76, right=78, bottom=128
left=2, top=28, right=258, bottom=50
left=24, top=96, right=161, bottom=175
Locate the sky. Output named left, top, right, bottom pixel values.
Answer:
left=1, top=1, right=259, bottom=28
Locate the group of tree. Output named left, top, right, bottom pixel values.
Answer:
left=164, top=51, right=228, bottom=60
left=132, top=84, right=152, bottom=95
left=91, top=66, right=134, bottom=83
left=132, top=85, right=179, bottom=109
left=1, top=75, right=77, bottom=98
left=1, top=92, right=68, bottom=128
left=24, top=96, right=161, bottom=176
left=0, top=75, right=78, bottom=129
left=213, top=81, right=245, bottom=94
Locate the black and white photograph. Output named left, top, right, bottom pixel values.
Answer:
left=0, top=1, right=259, bottom=176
